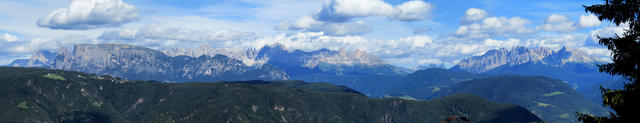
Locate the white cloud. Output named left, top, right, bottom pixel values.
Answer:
left=99, top=25, right=256, bottom=42
left=585, top=24, right=627, bottom=46
left=1, top=33, right=18, bottom=42
left=275, top=16, right=372, bottom=36
left=537, top=14, right=578, bottom=33
left=37, top=0, right=138, bottom=30
left=579, top=14, right=602, bottom=28
left=390, top=0, right=434, bottom=21
left=462, top=8, right=488, bottom=22
left=0, top=35, right=97, bottom=55
left=314, top=0, right=432, bottom=22
left=455, top=16, right=534, bottom=39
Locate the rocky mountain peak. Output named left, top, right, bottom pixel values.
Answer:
left=161, top=45, right=266, bottom=66
left=451, top=46, right=602, bottom=73
left=9, top=49, right=56, bottom=67
left=36, top=44, right=289, bottom=82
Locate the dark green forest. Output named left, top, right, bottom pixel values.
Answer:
left=0, top=67, right=541, bottom=123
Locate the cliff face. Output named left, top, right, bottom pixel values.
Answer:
left=255, top=43, right=406, bottom=76
left=161, top=45, right=266, bottom=66
left=451, top=46, right=602, bottom=73
left=163, top=43, right=406, bottom=76
left=48, top=44, right=288, bottom=82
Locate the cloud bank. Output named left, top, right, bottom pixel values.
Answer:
left=455, top=15, right=534, bottom=39
left=99, top=26, right=256, bottom=42
left=275, top=16, right=372, bottom=36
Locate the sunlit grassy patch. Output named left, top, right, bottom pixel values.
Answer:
left=398, top=95, right=418, bottom=100
left=543, top=91, right=565, bottom=96
left=535, top=101, right=552, bottom=107
left=92, top=101, right=103, bottom=108
left=17, top=101, right=29, bottom=109
left=43, top=74, right=66, bottom=80
left=557, top=113, right=570, bottom=119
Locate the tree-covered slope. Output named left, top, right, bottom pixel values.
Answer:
left=387, top=69, right=605, bottom=122
left=0, top=67, right=541, bottom=123
left=441, top=76, right=606, bottom=122
left=388, top=68, right=492, bottom=99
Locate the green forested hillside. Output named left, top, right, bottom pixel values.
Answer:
left=0, top=67, right=541, bottom=123
left=440, top=76, right=606, bottom=122
left=388, top=69, right=605, bottom=122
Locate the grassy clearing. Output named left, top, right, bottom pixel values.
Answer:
left=543, top=91, right=565, bottom=96
left=17, top=101, right=29, bottom=110
left=535, top=101, right=552, bottom=107
left=557, top=113, right=570, bottom=119
left=43, top=74, right=66, bottom=80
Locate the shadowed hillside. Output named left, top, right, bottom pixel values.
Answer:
left=0, top=67, right=541, bottom=123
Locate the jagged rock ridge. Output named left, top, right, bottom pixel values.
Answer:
left=451, top=46, right=603, bottom=73
left=162, top=43, right=407, bottom=76
left=15, top=44, right=288, bottom=82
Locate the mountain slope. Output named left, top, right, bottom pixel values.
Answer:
left=450, top=46, right=618, bottom=103
left=385, top=68, right=605, bottom=122
left=440, top=76, right=605, bottom=122
left=389, top=68, right=489, bottom=99
left=0, top=67, right=542, bottom=123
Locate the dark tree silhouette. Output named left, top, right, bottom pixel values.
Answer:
left=578, top=0, right=640, bottom=122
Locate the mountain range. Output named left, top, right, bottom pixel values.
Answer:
left=6, top=44, right=618, bottom=122
left=12, top=44, right=288, bottom=82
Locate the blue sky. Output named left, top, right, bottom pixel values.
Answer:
left=0, top=0, right=625, bottom=68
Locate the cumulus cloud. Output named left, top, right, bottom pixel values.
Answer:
left=390, top=0, right=434, bottom=21
left=275, top=16, right=372, bottom=36
left=537, top=14, right=578, bottom=33
left=1, top=33, right=18, bottom=42
left=37, top=0, right=138, bottom=30
left=455, top=16, right=534, bottom=39
left=579, top=14, right=602, bottom=28
left=314, top=0, right=433, bottom=22
left=99, top=26, right=255, bottom=42
left=462, top=8, right=488, bottom=22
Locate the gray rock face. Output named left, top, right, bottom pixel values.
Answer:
left=161, top=45, right=266, bottom=66
left=38, top=44, right=287, bottom=82
left=162, top=43, right=407, bottom=76
left=451, top=46, right=602, bottom=73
